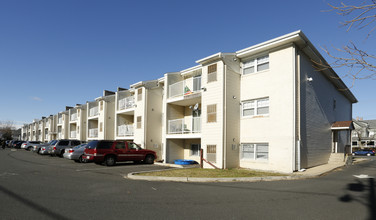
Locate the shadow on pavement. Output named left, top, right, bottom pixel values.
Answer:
left=0, top=184, right=70, bottom=220
left=339, top=178, right=376, bottom=220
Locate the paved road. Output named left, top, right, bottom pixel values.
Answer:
left=1, top=148, right=376, bottom=220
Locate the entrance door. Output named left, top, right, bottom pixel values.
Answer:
left=332, top=131, right=338, bottom=153
left=192, top=110, right=201, bottom=133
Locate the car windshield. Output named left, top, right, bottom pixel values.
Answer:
left=49, top=140, right=58, bottom=145
left=73, top=144, right=87, bottom=150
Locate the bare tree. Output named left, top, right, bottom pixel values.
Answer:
left=323, top=1, right=376, bottom=84
left=0, top=121, right=15, bottom=140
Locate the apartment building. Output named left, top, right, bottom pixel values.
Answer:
left=20, top=30, right=356, bottom=173
left=57, top=108, right=70, bottom=139
left=161, top=30, right=357, bottom=173
left=69, top=104, right=87, bottom=141
left=114, top=80, right=164, bottom=159
left=87, top=91, right=116, bottom=141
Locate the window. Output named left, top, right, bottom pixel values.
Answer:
left=71, top=141, right=81, bottom=146
left=242, top=98, right=269, bottom=117
left=115, top=142, right=125, bottom=149
left=100, top=101, right=104, bottom=111
left=207, top=145, right=216, bottom=162
left=241, top=143, right=269, bottom=160
left=128, top=142, right=140, bottom=150
left=100, top=122, right=103, bottom=132
left=333, top=99, right=337, bottom=111
left=58, top=140, right=69, bottom=146
left=207, top=104, right=217, bottom=123
left=207, top=64, right=217, bottom=83
left=137, top=116, right=142, bottom=129
left=98, top=141, right=113, bottom=149
left=243, top=55, right=269, bottom=75
left=137, top=88, right=142, bottom=101
left=191, top=144, right=201, bottom=156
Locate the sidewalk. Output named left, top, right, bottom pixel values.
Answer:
left=125, top=157, right=368, bottom=182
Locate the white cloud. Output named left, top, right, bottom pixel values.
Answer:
left=31, top=96, right=43, bottom=102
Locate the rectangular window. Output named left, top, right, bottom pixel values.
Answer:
left=207, top=64, right=217, bottom=83
left=100, top=122, right=103, bottom=132
left=241, top=143, right=269, bottom=160
left=100, top=101, right=104, bottom=111
left=137, top=116, right=142, bottom=129
left=191, top=144, right=201, bottom=156
left=207, top=145, right=216, bottom=163
left=243, top=55, right=269, bottom=75
left=242, top=98, right=269, bottom=117
left=207, top=104, right=217, bottom=123
left=137, top=88, right=142, bottom=101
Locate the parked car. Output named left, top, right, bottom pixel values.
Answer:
left=33, top=140, right=57, bottom=154
left=48, top=139, right=82, bottom=157
left=84, top=140, right=157, bottom=166
left=12, top=141, right=25, bottom=149
left=63, top=144, right=87, bottom=163
left=352, top=149, right=375, bottom=156
left=21, top=141, right=42, bottom=150
left=39, top=145, right=52, bottom=155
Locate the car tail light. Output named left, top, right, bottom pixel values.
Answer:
left=69, top=149, right=74, bottom=153
left=42, top=147, right=45, bottom=151
left=53, top=146, right=56, bottom=150
left=93, top=148, right=97, bottom=156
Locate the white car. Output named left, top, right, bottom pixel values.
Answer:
left=21, top=141, right=42, bottom=150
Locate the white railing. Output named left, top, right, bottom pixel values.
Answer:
left=89, top=128, right=98, bottom=138
left=57, top=133, right=62, bottom=139
left=89, top=106, right=99, bottom=117
left=70, top=113, right=77, bottom=121
left=168, top=117, right=201, bottom=134
left=168, top=76, right=201, bottom=98
left=70, top=130, right=76, bottom=138
left=58, top=117, right=62, bottom=124
left=45, top=122, right=49, bottom=128
left=45, top=133, right=48, bottom=139
left=117, top=124, right=134, bottom=136
left=118, top=96, right=135, bottom=110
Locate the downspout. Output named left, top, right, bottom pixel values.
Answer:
left=144, top=87, right=148, bottom=149
left=294, top=45, right=301, bottom=171
left=223, top=60, right=227, bottom=169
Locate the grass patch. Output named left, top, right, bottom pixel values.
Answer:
left=136, top=168, right=286, bottom=178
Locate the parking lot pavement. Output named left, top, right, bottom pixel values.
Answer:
left=1, top=148, right=172, bottom=177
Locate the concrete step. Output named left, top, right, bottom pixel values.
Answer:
left=328, top=154, right=345, bottom=163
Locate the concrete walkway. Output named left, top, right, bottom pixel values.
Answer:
left=125, top=158, right=368, bottom=182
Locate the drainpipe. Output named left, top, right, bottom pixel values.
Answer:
left=223, top=60, right=227, bottom=169
left=144, top=87, right=148, bottom=149
left=294, top=45, right=301, bottom=171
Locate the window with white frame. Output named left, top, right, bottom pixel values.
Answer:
left=242, top=55, right=269, bottom=75
left=241, top=143, right=269, bottom=160
left=242, top=98, right=269, bottom=117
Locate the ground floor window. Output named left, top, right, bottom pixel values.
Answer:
left=191, top=144, right=201, bottom=156
left=241, top=143, right=268, bottom=160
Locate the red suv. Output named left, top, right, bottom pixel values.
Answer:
left=84, top=140, right=157, bottom=166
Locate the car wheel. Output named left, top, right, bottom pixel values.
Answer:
left=59, top=150, right=64, bottom=158
left=27, top=147, right=33, bottom=151
left=78, top=155, right=84, bottom=163
left=144, top=155, right=155, bottom=164
left=104, top=155, right=116, bottom=166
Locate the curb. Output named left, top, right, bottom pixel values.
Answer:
left=125, top=171, right=316, bottom=182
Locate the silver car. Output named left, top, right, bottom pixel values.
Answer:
left=39, top=145, right=53, bottom=155
left=63, top=144, right=87, bottom=162
left=33, top=140, right=57, bottom=154
left=21, top=141, right=41, bottom=150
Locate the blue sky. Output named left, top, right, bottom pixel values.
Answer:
left=0, top=0, right=375, bottom=128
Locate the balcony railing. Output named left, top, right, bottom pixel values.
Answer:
left=70, top=113, right=77, bottom=121
left=168, top=117, right=201, bottom=134
left=57, top=133, right=62, bottom=139
left=168, top=76, right=201, bottom=98
left=89, top=128, right=98, bottom=138
left=89, top=106, right=99, bottom=117
left=117, top=124, right=134, bottom=136
left=58, top=118, right=63, bottom=124
left=45, top=134, right=48, bottom=139
left=118, top=96, right=135, bottom=111
left=70, top=131, right=77, bottom=138
left=45, top=122, right=49, bottom=127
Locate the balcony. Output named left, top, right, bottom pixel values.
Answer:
left=89, top=106, right=99, bottom=117
left=70, top=113, right=77, bottom=121
left=58, top=118, right=63, bottom=125
left=45, top=134, right=48, bottom=139
left=118, top=96, right=135, bottom=111
left=57, top=133, right=62, bottom=139
left=168, top=76, right=201, bottom=98
left=89, top=128, right=98, bottom=138
left=117, top=124, right=134, bottom=136
left=168, top=117, right=201, bottom=134
left=70, top=131, right=77, bottom=138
